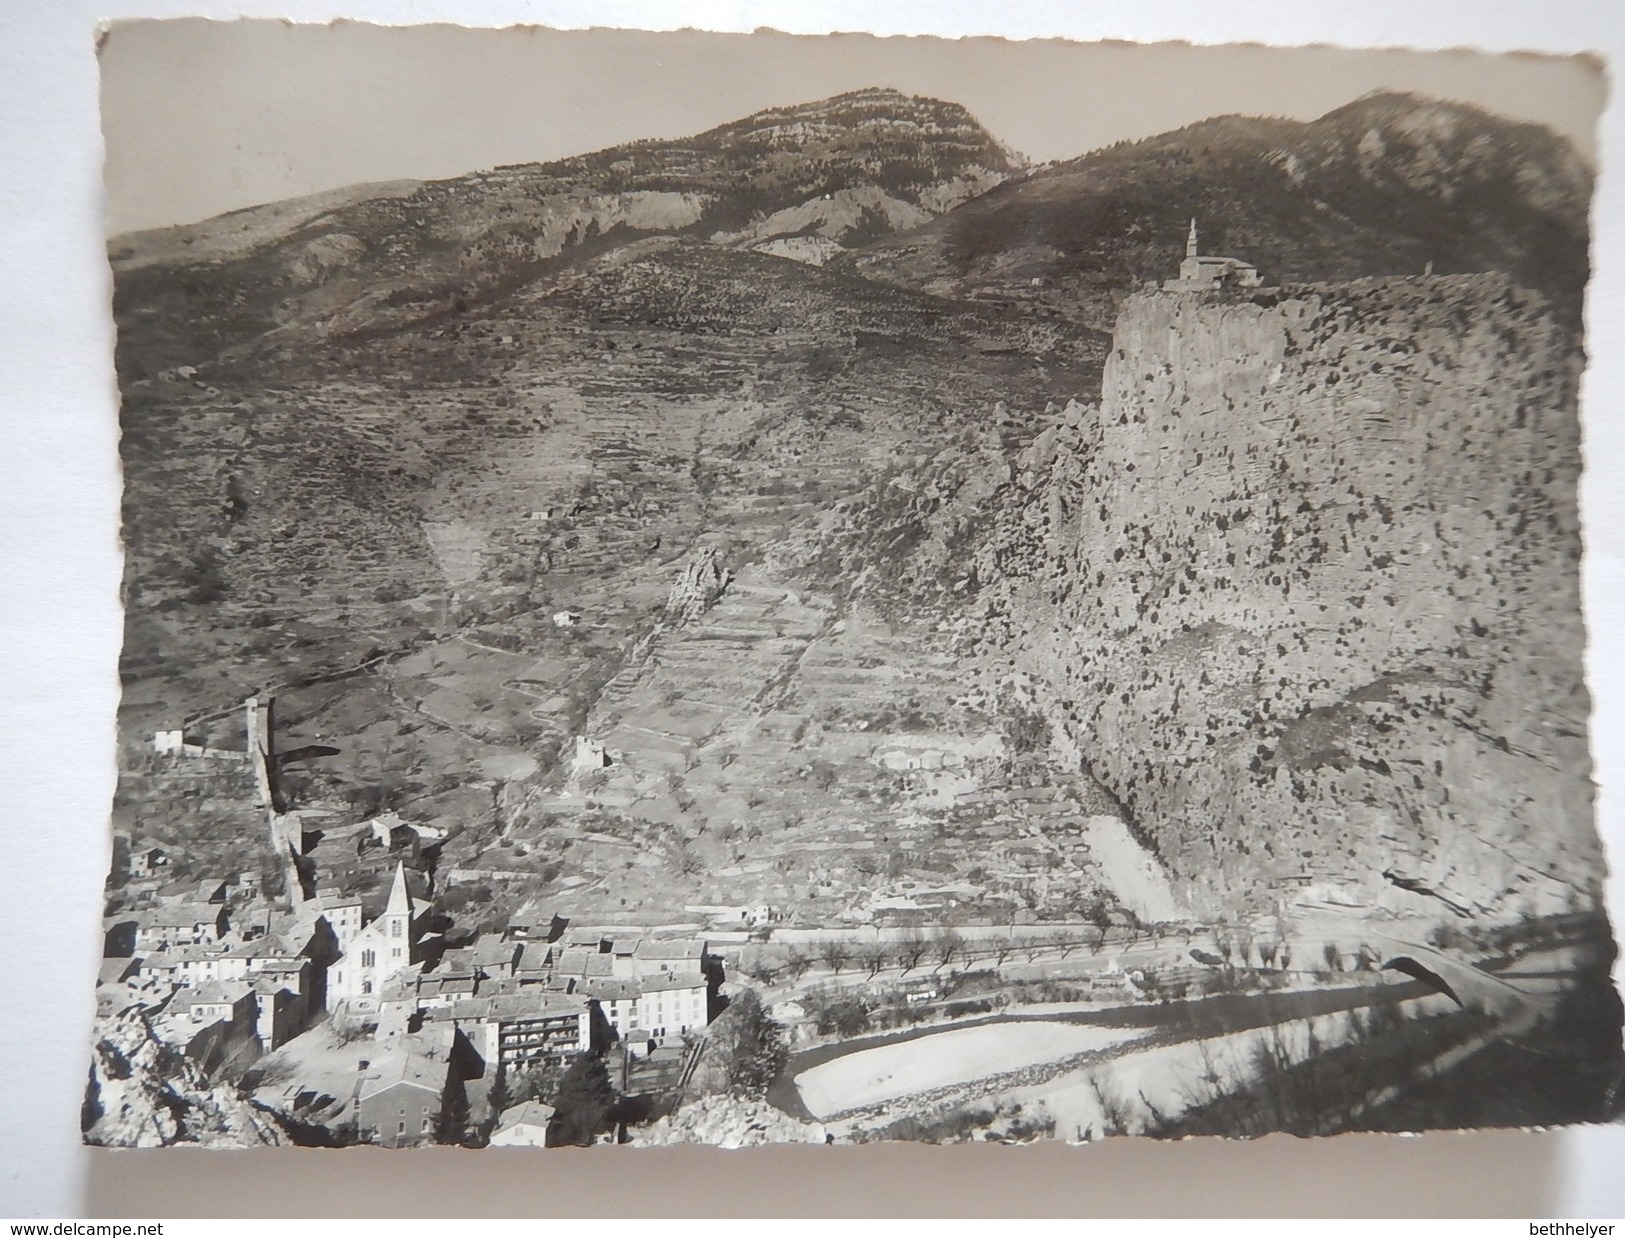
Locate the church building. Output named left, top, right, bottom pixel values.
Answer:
left=1163, top=219, right=1262, bottom=291
left=328, top=861, right=421, bottom=1009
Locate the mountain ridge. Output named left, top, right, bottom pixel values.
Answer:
left=837, top=91, right=1592, bottom=330
left=109, top=87, right=1020, bottom=378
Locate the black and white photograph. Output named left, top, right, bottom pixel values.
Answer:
left=84, top=21, right=1623, bottom=1152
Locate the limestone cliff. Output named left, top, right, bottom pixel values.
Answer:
left=83, top=1009, right=287, bottom=1147
left=633, top=1095, right=826, bottom=1147
left=667, top=545, right=733, bottom=623
left=977, top=275, right=1598, bottom=921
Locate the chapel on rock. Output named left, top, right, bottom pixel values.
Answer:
left=1163, top=219, right=1263, bottom=292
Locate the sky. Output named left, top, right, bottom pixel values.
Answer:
left=99, top=21, right=1606, bottom=237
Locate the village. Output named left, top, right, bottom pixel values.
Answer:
left=100, top=681, right=1508, bottom=1149
left=86, top=219, right=1617, bottom=1149
left=101, top=683, right=748, bottom=1146
left=101, top=659, right=1292, bottom=1147
left=93, top=228, right=1459, bottom=1149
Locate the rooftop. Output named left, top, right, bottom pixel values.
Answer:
left=431, top=949, right=480, bottom=978
left=185, top=979, right=252, bottom=1006
left=445, top=992, right=587, bottom=1022
left=470, top=939, right=519, bottom=968
left=146, top=901, right=223, bottom=925
left=639, top=972, right=709, bottom=994
left=584, top=979, right=640, bottom=1002
left=357, top=1049, right=450, bottom=1100
left=552, top=948, right=614, bottom=977
left=357, top=1027, right=456, bottom=1101
left=494, top=1100, right=556, bottom=1132
left=146, top=943, right=229, bottom=964
left=634, top=939, right=706, bottom=960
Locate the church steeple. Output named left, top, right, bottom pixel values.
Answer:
left=1163, top=216, right=1262, bottom=292
left=384, top=860, right=414, bottom=922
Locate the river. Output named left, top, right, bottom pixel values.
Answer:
left=768, top=975, right=1434, bottom=1123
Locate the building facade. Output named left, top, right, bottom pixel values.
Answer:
left=328, top=863, right=420, bottom=1008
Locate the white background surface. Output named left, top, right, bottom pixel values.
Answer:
left=3, top=0, right=1624, bottom=1219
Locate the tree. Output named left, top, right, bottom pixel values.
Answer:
left=895, top=929, right=930, bottom=973
left=184, top=547, right=231, bottom=605
left=701, top=989, right=788, bottom=1099
left=738, top=948, right=778, bottom=985
left=930, top=927, right=963, bottom=973
left=1231, top=931, right=1254, bottom=967
left=815, top=996, right=871, bottom=1038
left=484, top=1068, right=513, bottom=1132
left=508, top=1058, right=567, bottom=1105
left=858, top=942, right=890, bottom=980
left=1053, top=932, right=1083, bottom=961
left=547, top=1053, right=617, bottom=1147
left=818, top=938, right=850, bottom=975
left=435, top=1083, right=471, bottom=1146
left=1122, top=910, right=1146, bottom=946
left=1083, top=895, right=1113, bottom=933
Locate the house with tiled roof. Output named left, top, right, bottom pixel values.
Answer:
left=133, top=901, right=229, bottom=952
left=316, top=897, right=364, bottom=955
left=140, top=942, right=239, bottom=989
left=469, top=937, right=521, bottom=978
left=250, top=973, right=307, bottom=1050
left=180, top=980, right=255, bottom=1027
left=354, top=1028, right=460, bottom=1148
left=487, top=1100, right=555, bottom=1148
left=149, top=979, right=262, bottom=1076
left=551, top=947, right=616, bottom=983
left=636, top=972, right=711, bottom=1040
left=502, top=909, right=564, bottom=944
left=632, top=937, right=708, bottom=979
left=128, top=845, right=169, bottom=879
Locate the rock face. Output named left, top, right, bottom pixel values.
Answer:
left=667, top=546, right=733, bottom=623
left=634, top=1095, right=825, bottom=1147
left=83, top=1010, right=287, bottom=1147
left=976, top=275, right=1597, bottom=920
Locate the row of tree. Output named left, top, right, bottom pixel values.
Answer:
left=735, top=925, right=1134, bottom=985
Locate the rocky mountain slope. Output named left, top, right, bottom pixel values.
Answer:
left=110, top=88, right=1019, bottom=379
left=115, top=234, right=1104, bottom=708
left=106, top=87, right=1604, bottom=937
left=112, top=224, right=1110, bottom=925
left=795, top=274, right=1597, bottom=922
left=841, top=92, right=1592, bottom=331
